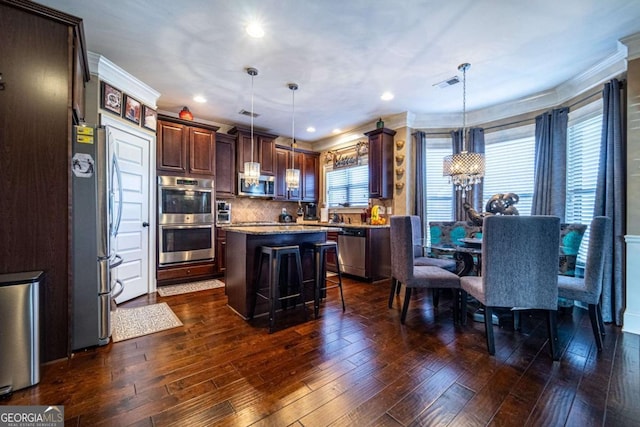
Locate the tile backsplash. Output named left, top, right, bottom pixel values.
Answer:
left=221, top=198, right=303, bottom=223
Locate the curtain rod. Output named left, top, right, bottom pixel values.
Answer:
left=566, top=90, right=601, bottom=109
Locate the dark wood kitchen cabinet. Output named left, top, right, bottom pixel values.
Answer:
left=157, top=262, right=216, bottom=285
left=215, top=133, right=236, bottom=198
left=229, top=126, right=277, bottom=176
left=365, top=127, right=396, bottom=199
left=274, top=146, right=319, bottom=202
left=215, top=227, right=227, bottom=274
left=0, top=0, right=89, bottom=362
left=157, top=115, right=219, bottom=177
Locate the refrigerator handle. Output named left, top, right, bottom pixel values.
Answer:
left=110, top=138, right=124, bottom=238
left=111, top=279, right=124, bottom=299
left=110, top=254, right=123, bottom=269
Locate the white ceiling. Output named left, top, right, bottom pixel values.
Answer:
left=39, top=0, right=640, bottom=142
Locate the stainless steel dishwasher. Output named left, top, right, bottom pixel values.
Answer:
left=338, top=227, right=366, bottom=277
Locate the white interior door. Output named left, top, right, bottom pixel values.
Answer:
left=103, top=117, right=152, bottom=304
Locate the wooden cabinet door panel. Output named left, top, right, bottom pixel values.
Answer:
left=189, top=127, right=215, bottom=176
left=274, top=148, right=289, bottom=199
left=215, top=133, right=236, bottom=198
left=301, top=152, right=319, bottom=202
left=157, top=121, right=187, bottom=173
left=259, top=136, right=275, bottom=175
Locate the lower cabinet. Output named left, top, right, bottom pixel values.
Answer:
left=216, top=227, right=226, bottom=274
left=157, top=261, right=216, bottom=285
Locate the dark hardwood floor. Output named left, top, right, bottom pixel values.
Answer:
left=3, top=276, right=639, bottom=426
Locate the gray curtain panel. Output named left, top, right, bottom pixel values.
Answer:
left=413, top=130, right=427, bottom=225
left=595, top=78, right=625, bottom=325
left=451, top=128, right=485, bottom=220
left=531, top=107, right=568, bottom=219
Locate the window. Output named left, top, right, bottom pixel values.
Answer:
left=566, top=100, right=603, bottom=266
left=483, top=125, right=536, bottom=216
left=325, top=164, right=369, bottom=207
left=424, top=137, right=453, bottom=243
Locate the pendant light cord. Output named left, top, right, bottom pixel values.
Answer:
left=291, top=86, right=295, bottom=169
left=250, top=73, right=255, bottom=163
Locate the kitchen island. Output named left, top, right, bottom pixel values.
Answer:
left=224, top=225, right=341, bottom=319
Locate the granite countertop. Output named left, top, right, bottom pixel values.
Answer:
left=297, top=220, right=390, bottom=229
left=224, top=225, right=343, bottom=235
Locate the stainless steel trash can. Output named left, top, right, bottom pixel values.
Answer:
left=0, top=270, right=43, bottom=396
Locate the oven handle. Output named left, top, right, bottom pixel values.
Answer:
left=159, top=224, right=213, bottom=230
left=159, top=185, right=213, bottom=193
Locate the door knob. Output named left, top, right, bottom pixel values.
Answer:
left=142, top=221, right=149, bottom=227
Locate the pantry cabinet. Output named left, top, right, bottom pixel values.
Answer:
left=0, top=0, right=88, bottom=361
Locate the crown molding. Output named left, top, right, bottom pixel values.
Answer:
left=621, top=32, right=640, bottom=60
left=312, top=112, right=408, bottom=152
left=88, top=52, right=160, bottom=107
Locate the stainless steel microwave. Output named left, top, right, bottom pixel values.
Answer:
left=237, top=174, right=275, bottom=198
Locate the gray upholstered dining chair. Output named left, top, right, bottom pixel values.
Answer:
left=558, top=216, right=612, bottom=351
left=389, top=216, right=461, bottom=324
left=389, top=215, right=457, bottom=307
left=460, top=215, right=561, bottom=360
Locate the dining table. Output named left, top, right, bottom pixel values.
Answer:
left=428, top=238, right=497, bottom=324
left=429, top=237, right=482, bottom=277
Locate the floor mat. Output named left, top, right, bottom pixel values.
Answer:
left=156, top=279, right=225, bottom=297
left=111, top=302, right=182, bottom=342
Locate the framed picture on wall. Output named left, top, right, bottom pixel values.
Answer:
left=123, top=94, right=142, bottom=125
left=101, top=82, right=123, bottom=116
left=142, top=106, right=157, bottom=131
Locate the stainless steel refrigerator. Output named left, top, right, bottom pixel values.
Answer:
left=71, top=124, right=123, bottom=350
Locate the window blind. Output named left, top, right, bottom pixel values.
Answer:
left=424, top=139, right=453, bottom=243
left=483, top=136, right=536, bottom=215
left=325, top=164, right=369, bottom=207
left=566, top=108, right=603, bottom=265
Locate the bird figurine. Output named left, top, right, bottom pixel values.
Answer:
left=464, top=202, right=492, bottom=226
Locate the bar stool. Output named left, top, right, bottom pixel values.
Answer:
left=250, top=245, right=306, bottom=333
left=311, top=241, right=345, bottom=318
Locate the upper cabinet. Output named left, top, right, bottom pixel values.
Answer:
left=157, top=115, right=219, bottom=177
left=229, top=126, right=277, bottom=176
left=215, top=133, right=236, bottom=198
left=275, top=146, right=319, bottom=202
left=365, top=127, right=396, bottom=199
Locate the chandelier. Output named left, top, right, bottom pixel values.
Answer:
left=285, top=83, right=300, bottom=191
left=443, top=62, right=485, bottom=198
left=244, top=67, right=261, bottom=186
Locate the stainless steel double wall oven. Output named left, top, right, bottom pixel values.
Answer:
left=158, top=175, right=215, bottom=265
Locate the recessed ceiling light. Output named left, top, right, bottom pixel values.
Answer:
left=332, top=128, right=341, bottom=134
left=246, top=21, right=264, bottom=38
left=193, top=95, right=207, bottom=103
left=306, top=126, right=316, bottom=133
left=381, top=91, right=394, bottom=101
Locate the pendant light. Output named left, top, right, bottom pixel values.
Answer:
left=285, top=83, right=300, bottom=191
left=442, top=63, right=485, bottom=198
left=244, top=67, right=261, bottom=186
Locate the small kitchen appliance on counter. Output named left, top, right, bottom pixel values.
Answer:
left=278, top=208, right=294, bottom=223
left=216, top=201, right=231, bottom=224
left=304, top=203, right=318, bottom=220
